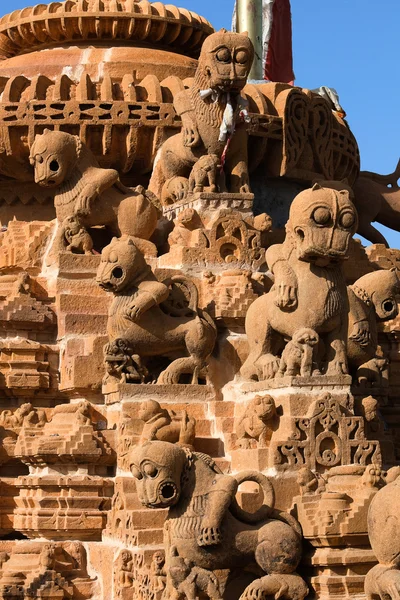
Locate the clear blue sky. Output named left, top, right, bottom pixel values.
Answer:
left=1, top=0, right=399, bottom=247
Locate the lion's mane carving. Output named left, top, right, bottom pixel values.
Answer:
left=130, top=441, right=308, bottom=600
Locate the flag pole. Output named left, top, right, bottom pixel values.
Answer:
left=236, top=0, right=264, bottom=81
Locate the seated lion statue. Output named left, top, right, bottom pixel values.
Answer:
left=130, top=441, right=308, bottom=600
left=29, top=129, right=160, bottom=254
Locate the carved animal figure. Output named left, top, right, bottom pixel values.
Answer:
left=149, top=30, right=254, bottom=204
left=188, top=154, right=220, bottom=194
left=356, top=358, right=388, bottom=387
left=366, top=476, right=400, bottom=600
left=138, top=400, right=196, bottom=447
left=62, top=215, right=93, bottom=255
left=352, top=161, right=400, bottom=246
left=168, top=547, right=222, bottom=600
left=29, top=130, right=159, bottom=252
left=277, top=328, right=319, bottom=378
left=236, top=395, right=277, bottom=449
left=130, top=441, right=307, bottom=600
left=241, top=183, right=358, bottom=381
left=96, top=237, right=217, bottom=384
left=347, top=268, right=399, bottom=370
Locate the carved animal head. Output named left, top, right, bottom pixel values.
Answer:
left=96, top=237, right=149, bottom=293
left=197, top=29, right=254, bottom=93
left=250, top=395, right=276, bottom=422
left=29, top=129, right=82, bottom=187
left=353, top=268, right=399, bottom=321
left=287, top=183, right=358, bottom=265
left=138, top=400, right=164, bottom=423
left=130, top=441, right=189, bottom=509
left=292, top=328, right=319, bottom=347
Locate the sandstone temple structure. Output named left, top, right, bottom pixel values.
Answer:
left=0, top=1, right=399, bottom=599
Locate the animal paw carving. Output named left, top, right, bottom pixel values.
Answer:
left=124, top=304, right=145, bottom=322
left=183, top=125, right=201, bottom=148
left=274, top=284, right=298, bottom=310
left=197, top=526, right=222, bottom=547
left=349, top=320, right=371, bottom=347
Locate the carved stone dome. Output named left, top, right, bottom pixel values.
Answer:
left=0, top=0, right=213, bottom=60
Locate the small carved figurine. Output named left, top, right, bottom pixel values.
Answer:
left=29, top=129, right=160, bottom=252
left=62, top=215, right=93, bottom=255
left=356, top=357, right=389, bottom=387
left=130, top=441, right=307, bottom=600
left=151, top=551, right=167, bottom=594
left=97, top=237, right=217, bottom=384
left=168, top=547, right=222, bottom=600
left=149, top=30, right=254, bottom=203
left=236, top=395, right=277, bottom=449
left=139, top=400, right=196, bottom=447
left=118, top=550, right=134, bottom=589
left=365, top=475, right=400, bottom=600
left=188, top=154, right=220, bottom=194
left=297, top=467, right=326, bottom=496
left=277, top=328, right=319, bottom=378
left=242, top=183, right=358, bottom=381
left=167, top=208, right=204, bottom=248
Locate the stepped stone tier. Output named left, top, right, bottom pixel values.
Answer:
left=0, top=1, right=399, bottom=600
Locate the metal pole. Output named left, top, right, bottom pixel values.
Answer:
left=236, top=0, right=263, bottom=81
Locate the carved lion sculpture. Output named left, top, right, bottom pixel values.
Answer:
left=29, top=129, right=160, bottom=253
left=130, top=441, right=308, bottom=600
left=96, top=237, right=217, bottom=384
left=149, top=30, right=254, bottom=204
left=241, top=183, right=358, bottom=381
left=365, top=475, right=400, bottom=600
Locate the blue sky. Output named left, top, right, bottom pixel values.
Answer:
left=1, top=0, right=399, bottom=247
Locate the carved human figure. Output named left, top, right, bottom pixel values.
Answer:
left=139, top=400, right=196, bottom=447
left=118, top=550, right=134, bottom=588
left=151, top=551, right=167, bottom=593
left=277, top=328, right=319, bottom=378
left=149, top=30, right=254, bottom=203
left=97, top=237, right=217, bottom=384
left=365, top=475, right=400, bottom=600
left=236, top=395, right=277, bottom=449
left=130, top=441, right=308, bottom=600
left=29, top=130, right=160, bottom=253
left=241, top=183, right=358, bottom=381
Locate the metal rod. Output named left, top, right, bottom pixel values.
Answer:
left=236, top=0, right=263, bottom=80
